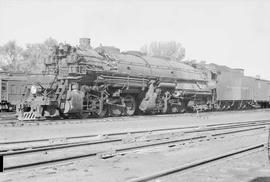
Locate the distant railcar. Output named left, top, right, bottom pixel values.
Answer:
left=216, top=68, right=243, bottom=101
left=212, top=64, right=270, bottom=109
left=254, top=78, right=270, bottom=107
left=0, top=74, right=54, bottom=111
left=0, top=74, right=27, bottom=111
left=241, top=76, right=255, bottom=101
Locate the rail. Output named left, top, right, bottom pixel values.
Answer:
left=128, top=143, right=266, bottom=182
left=0, top=123, right=267, bottom=172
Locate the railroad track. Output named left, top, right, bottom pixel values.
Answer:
left=1, top=119, right=270, bottom=151
left=1, top=119, right=270, bottom=149
left=128, top=143, right=266, bottom=182
left=1, top=108, right=270, bottom=127
left=0, top=121, right=268, bottom=172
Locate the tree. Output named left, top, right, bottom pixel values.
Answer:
left=21, top=38, right=58, bottom=73
left=140, top=41, right=185, bottom=61
left=0, top=38, right=58, bottom=73
left=0, top=41, right=23, bottom=72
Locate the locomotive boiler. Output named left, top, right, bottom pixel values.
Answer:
left=16, top=38, right=217, bottom=120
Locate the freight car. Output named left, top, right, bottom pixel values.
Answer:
left=0, top=73, right=54, bottom=112
left=16, top=38, right=218, bottom=120
left=210, top=64, right=270, bottom=110
left=0, top=73, right=29, bottom=111
left=16, top=38, right=270, bottom=121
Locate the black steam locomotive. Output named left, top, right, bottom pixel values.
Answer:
left=16, top=38, right=270, bottom=120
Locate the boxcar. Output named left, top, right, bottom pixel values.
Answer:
left=254, top=78, right=270, bottom=107
left=212, top=63, right=270, bottom=109
left=216, top=67, right=244, bottom=101
left=0, top=74, right=55, bottom=111
left=241, top=76, right=255, bottom=101
left=0, top=75, right=28, bottom=110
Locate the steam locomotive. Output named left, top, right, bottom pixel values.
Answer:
left=16, top=38, right=270, bottom=120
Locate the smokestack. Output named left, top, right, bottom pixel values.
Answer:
left=79, top=38, right=91, bottom=49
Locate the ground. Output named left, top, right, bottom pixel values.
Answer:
left=0, top=110, right=270, bottom=182
left=1, top=110, right=270, bottom=142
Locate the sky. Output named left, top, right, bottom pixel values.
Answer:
left=0, top=0, right=270, bottom=79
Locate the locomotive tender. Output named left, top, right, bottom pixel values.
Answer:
left=16, top=38, right=270, bottom=120
left=213, top=64, right=270, bottom=109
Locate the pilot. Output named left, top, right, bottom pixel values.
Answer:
left=65, top=84, right=84, bottom=114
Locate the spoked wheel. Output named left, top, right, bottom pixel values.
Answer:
left=161, top=100, right=169, bottom=114
left=78, top=111, right=90, bottom=119
left=123, top=95, right=136, bottom=116
left=91, top=99, right=108, bottom=118
left=170, top=105, right=180, bottom=113
left=161, top=91, right=172, bottom=114
left=110, top=95, right=137, bottom=117
left=157, top=97, right=169, bottom=114
left=110, top=105, right=123, bottom=117
left=59, top=112, right=69, bottom=119
left=96, top=104, right=108, bottom=117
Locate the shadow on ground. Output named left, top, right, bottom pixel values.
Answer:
left=249, top=177, right=270, bottom=182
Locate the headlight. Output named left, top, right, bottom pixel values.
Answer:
left=31, top=85, right=37, bottom=94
